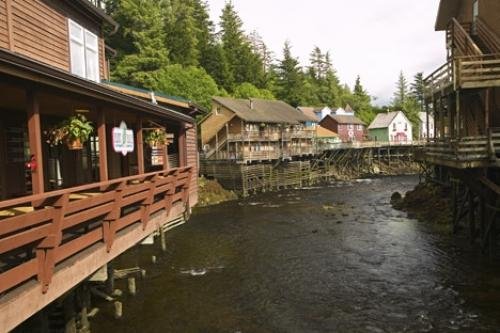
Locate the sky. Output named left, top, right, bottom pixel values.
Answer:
left=207, top=0, right=446, bottom=106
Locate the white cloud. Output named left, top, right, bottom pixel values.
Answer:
left=207, top=0, right=446, bottom=106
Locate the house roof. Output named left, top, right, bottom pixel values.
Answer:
left=344, top=104, right=354, bottom=113
left=316, top=126, right=338, bottom=138
left=435, top=0, right=461, bottom=31
left=214, top=97, right=314, bottom=124
left=297, top=106, right=326, bottom=121
left=368, top=111, right=404, bottom=129
left=322, top=114, right=365, bottom=125
left=0, top=48, right=194, bottom=123
left=69, top=0, right=119, bottom=31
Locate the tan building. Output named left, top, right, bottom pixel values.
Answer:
left=201, top=97, right=317, bottom=163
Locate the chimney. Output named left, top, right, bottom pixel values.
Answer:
left=249, top=98, right=254, bottom=109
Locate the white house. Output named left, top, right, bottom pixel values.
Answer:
left=419, top=112, right=434, bottom=140
left=297, top=106, right=333, bottom=121
left=332, top=104, right=355, bottom=116
left=368, top=111, right=413, bottom=143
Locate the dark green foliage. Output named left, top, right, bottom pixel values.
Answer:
left=108, top=0, right=170, bottom=89
left=391, top=71, right=421, bottom=138
left=274, top=42, right=306, bottom=107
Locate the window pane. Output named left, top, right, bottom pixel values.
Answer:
left=85, top=48, right=99, bottom=82
left=70, top=40, right=85, bottom=77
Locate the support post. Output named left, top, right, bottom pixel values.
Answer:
left=136, top=118, right=144, bottom=174
left=485, top=88, right=490, bottom=132
left=455, top=90, right=461, bottom=139
left=27, top=89, right=45, bottom=194
left=178, top=123, right=187, bottom=167
left=97, top=110, right=108, bottom=181
left=468, top=190, right=476, bottom=243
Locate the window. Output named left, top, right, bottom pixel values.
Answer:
left=357, top=125, right=363, bottom=131
left=404, top=123, right=408, bottom=131
left=215, top=107, right=221, bottom=115
left=348, top=124, right=354, bottom=130
left=393, top=123, right=396, bottom=131
left=69, top=19, right=99, bottom=82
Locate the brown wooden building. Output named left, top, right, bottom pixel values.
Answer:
left=319, top=114, right=366, bottom=143
left=200, top=97, right=317, bottom=163
left=0, top=1, right=198, bottom=331
left=418, top=0, right=500, bottom=255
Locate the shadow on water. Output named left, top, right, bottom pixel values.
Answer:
left=92, top=176, right=500, bottom=333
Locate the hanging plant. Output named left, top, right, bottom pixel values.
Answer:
left=44, top=114, right=94, bottom=150
left=144, top=129, right=167, bottom=149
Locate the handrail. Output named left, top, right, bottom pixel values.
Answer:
left=0, top=166, right=193, bottom=295
left=450, top=18, right=483, bottom=57
left=476, top=18, right=500, bottom=54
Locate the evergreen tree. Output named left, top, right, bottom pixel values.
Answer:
left=410, top=72, right=425, bottom=112
left=274, top=42, right=305, bottom=107
left=392, top=70, right=409, bottom=109
left=166, top=0, right=199, bottom=66
left=219, top=2, right=265, bottom=91
left=233, top=83, right=275, bottom=100
left=110, top=0, right=170, bottom=89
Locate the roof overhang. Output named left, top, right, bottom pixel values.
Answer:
left=64, top=0, right=119, bottom=33
left=435, top=0, right=462, bottom=31
left=0, top=49, right=194, bottom=123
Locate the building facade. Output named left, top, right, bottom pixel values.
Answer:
left=201, top=97, right=317, bottom=163
left=368, top=111, right=413, bottom=143
left=319, top=114, right=366, bottom=142
left=0, top=1, right=198, bottom=330
left=418, top=111, right=435, bottom=140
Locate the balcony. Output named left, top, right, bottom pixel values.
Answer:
left=415, top=129, right=500, bottom=169
left=424, top=18, right=500, bottom=99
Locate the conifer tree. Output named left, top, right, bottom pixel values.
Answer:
left=392, top=70, right=409, bottom=109
left=166, top=0, right=199, bottom=66
left=410, top=72, right=425, bottom=111
left=110, top=0, right=170, bottom=89
left=274, top=42, right=305, bottom=107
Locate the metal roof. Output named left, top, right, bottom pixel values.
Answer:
left=368, top=111, right=405, bottom=129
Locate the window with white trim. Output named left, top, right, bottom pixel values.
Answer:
left=69, top=19, right=100, bottom=82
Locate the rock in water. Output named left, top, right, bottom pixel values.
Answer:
left=390, top=192, right=402, bottom=207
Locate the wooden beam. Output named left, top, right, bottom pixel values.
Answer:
left=178, top=123, right=186, bottom=168
left=136, top=118, right=144, bottom=174
left=97, top=110, right=108, bottom=181
left=26, top=90, right=44, bottom=194
left=455, top=90, right=461, bottom=138
left=485, top=88, right=490, bottom=131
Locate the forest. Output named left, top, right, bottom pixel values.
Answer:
left=104, top=0, right=425, bottom=131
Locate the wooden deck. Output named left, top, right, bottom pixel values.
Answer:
left=416, top=130, right=500, bottom=169
left=0, top=165, right=193, bottom=331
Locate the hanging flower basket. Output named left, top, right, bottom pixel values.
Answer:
left=145, top=129, right=167, bottom=149
left=67, top=138, right=83, bottom=150
left=44, top=114, right=94, bottom=150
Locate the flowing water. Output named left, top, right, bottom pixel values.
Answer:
left=92, top=176, right=500, bottom=333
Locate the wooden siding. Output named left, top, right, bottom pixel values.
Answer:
left=11, top=0, right=70, bottom=70
left=0, top=0, right=107, bottom=79
left=0, top=0, right=8, bottom=49
left=479, top=0, right=500, bottom=35
left=200, top=103, right=235, bottom=145
left=186, top=125, right=198, bottom=204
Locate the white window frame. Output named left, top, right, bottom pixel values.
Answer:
left=68, top=19, right=100, bottom=82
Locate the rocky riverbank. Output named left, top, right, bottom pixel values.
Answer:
left=391, top=181, right=453, bottom=225
left=197, top=177, right=238, bottom=207
left=328, top=160, right=421, bottom=181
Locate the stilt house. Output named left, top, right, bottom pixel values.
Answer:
left=0, top=1, right=198, bottom=330
left=200, top=97, right=317, bottom=163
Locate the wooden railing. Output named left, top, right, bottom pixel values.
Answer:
left=424, top=62, right=453, bottom=98
left=0, top=166, right=192, bottom=295
left=476, top=18, right=500, bottom=54
left=457, top=54, right=500, bottom=89
left=450, top=18, right=483, bottom=57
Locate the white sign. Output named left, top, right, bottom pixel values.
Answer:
left=112, top=121, right=134, bottom=156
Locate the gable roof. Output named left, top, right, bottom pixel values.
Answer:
left=322, top=114, right=365, bottom=126
left=368, top=111, right=406, bottom=129
left=214, top=97, right=314, bottom=124
left=316, top=126, right=338, bottom=138
left=297, top=106, right=326, bottom=121
left=435, top=0, right=461, bottom=31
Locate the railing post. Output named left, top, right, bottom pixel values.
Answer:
left=103, top=181, right=126, bottom=252
left=164, top=169, right=179, bottom=215
left=140, top=174, right=158, bottom=230
left=36, top=193, right=69, bottom=293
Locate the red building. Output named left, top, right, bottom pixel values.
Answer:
left=319, top=114, right=366, bottom=142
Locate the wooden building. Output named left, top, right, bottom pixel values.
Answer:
left=0, top=1, right=198, bottom=330
left=418, top=0, right=500, bottom=255
left=319, top=114, right=366, bottom=142
left=368, top=111, right=413, bottom=143
left=200, top=97, right=317, bottom=163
